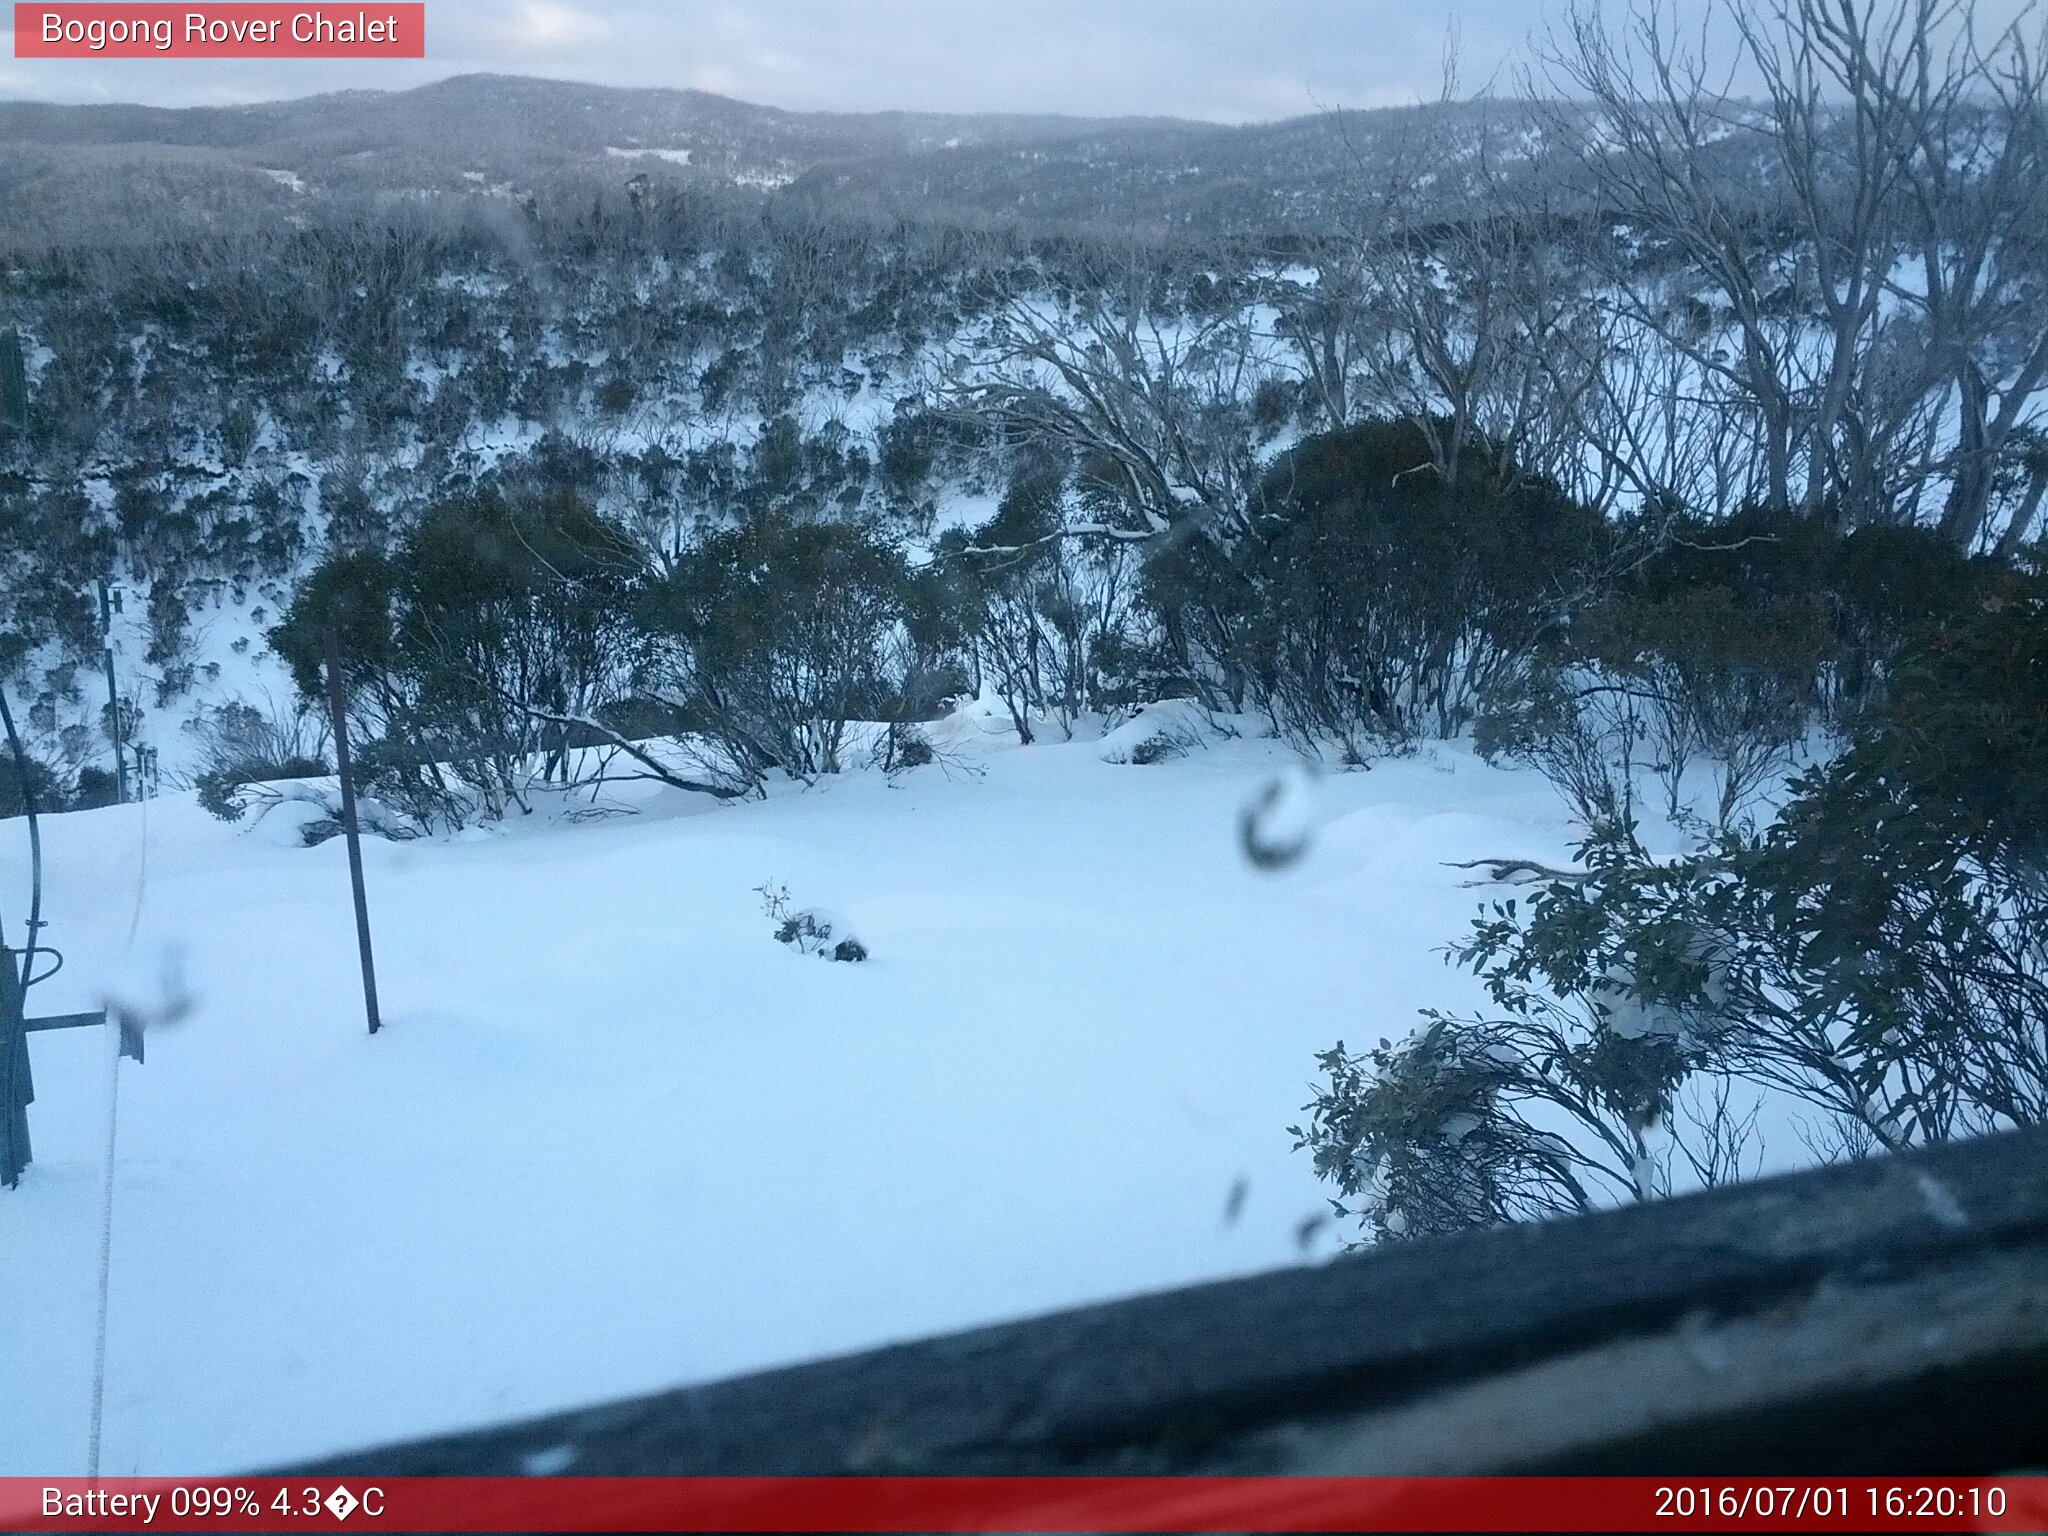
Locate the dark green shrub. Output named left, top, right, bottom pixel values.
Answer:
left=1572, top=583, right=1833, bottom=823
left=1317, top=559, right=2048, bottom=1241
left=273, top=489, right=644, bottom=828
left=0, top=749, right=65, bottom=820
left=1151, top=420, right=1606, bottom=756
left=70, top=765, right=120, bottom=810
left=643, top=517, right=910, bottom=785
left=1489, top=512, right=1988, bottom=827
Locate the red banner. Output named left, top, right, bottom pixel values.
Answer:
left=2, top=1477, right=2046, bottom=1532
left=13, top=4, right=424, bottom=57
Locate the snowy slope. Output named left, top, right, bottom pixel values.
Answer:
left=0, top=715, right=1574, bottom=1474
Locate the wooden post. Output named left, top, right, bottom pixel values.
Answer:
left=324, top=627, right=382, bottom=1036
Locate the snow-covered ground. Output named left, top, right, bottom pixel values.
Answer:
left=0, top=707, right=1574, bottom=1474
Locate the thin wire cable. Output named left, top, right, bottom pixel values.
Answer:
left=86, top=1013, right=121, bottom=1479
left=125, top=766, right=149, bottom=946
left=90, top=736, right=152, bottom=1475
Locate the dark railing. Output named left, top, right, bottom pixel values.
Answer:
left=297, top=1125, right=2048, bottom=1477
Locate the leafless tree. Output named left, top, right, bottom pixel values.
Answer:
left=1540, top=0, right=2048, bottom=543
left=1271, top=237, right=1378, bottom=434
left=947, top=247, right=1288, bottom=549
left=1875, top=1, right=2048, bottom=545
left=1276, top=95, right=1610, bottom=497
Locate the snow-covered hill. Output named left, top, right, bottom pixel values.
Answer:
left=1, top=707, right=1574, bottom=1473
left=0, top=76, right=1550, bottom=246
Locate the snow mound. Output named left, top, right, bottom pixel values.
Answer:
left=1096, top=701, right=1208, bottom=765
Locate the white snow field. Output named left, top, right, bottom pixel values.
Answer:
left=0, top=706, right=1574, bottom=1474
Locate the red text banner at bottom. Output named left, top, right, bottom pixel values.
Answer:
left=3, top=1476, right=2047, bottom=1533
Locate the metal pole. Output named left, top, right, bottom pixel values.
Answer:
left=0, top=687, right=43, bottom=1190
left=1, top=945, right=28, bottom=1188
left=3, top=334, right=36, bottom=1184
left=0, top=687, right=46, bottom=1002
left=323, top=627, right=382, bottom=1035
left=98, top=580, right=127, bottom=804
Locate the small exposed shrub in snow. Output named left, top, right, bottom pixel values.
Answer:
left=196, top=771, right=246, bottom=822
left=297, top=817, right=347, bottom=848
left=293, top=808, right=415, bottom=846
left=879, top=724, right=935, bottom=771
left=779, top=911, right=868, bottom=963
left=1098, top=704, right=1205, bottom=766
left=1126, top=732, right=1187, bottom=766
left=756, top=880, right=867, bottom=962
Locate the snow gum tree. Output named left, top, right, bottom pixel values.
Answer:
left=272, top=488, right=645, bottom=829
left=1149, top=420, right=1607, bottom=753
left=1304, top=558, right=2048, bottom=1242
left=637, top=517, right=917, bottom=788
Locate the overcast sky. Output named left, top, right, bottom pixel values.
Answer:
left=0, top=0, right=2037, bottom=120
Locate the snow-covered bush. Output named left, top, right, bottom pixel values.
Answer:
left=1125, top=732, right=1187, bottom=765
left=756, top=881, right=867, bottom=962
left=874, top=724, right=935, bottom=772
left=1099, top=704, right=1205, bottom=766
left=1292, top=1008, right=1698, bottom=1241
